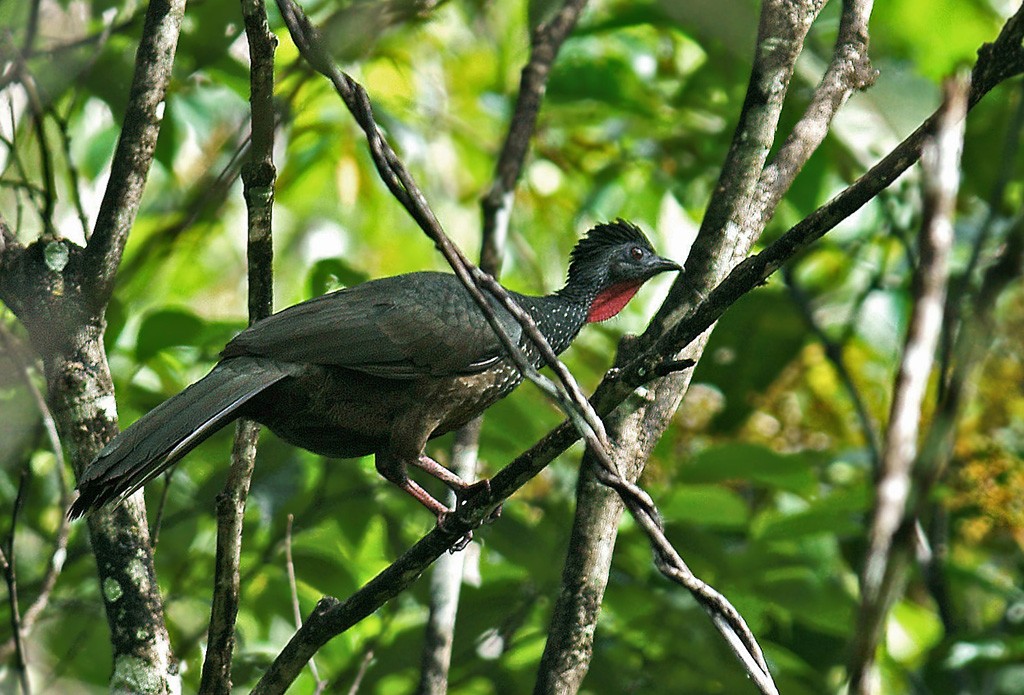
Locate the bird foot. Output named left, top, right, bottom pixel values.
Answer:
left=435, top=479, right=503, bottom=552
left=436, top=511, right=473, bottom=552
left=453, top=478, right=502, bottom=524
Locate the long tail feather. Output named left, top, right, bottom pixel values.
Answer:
left=68, top=357, right=290, bottom=519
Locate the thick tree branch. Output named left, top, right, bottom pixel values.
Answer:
left=81, top=0, right=186, bottom=312
left=0, top=1, right=188, bottom=691
left=677, top=0, right=825, bottom=284
left=199, top=2, right=277, bottom=693
left=847, top=75, right=968, bottom=695
left=595, top=3, right=1024, bottom=413
left=538, top=0, right=851, bottom=689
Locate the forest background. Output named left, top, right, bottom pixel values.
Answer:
left=1, top=0, right=1024, bottom=693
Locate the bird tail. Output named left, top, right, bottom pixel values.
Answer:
left=68, top=357, right=291, bottom=519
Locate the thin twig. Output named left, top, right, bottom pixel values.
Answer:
left=1, top=458, right=32, bottom=695
left=783, top=266, right=882, bottom=464
left=938, top=78, right=1024, bottom=398
left=479, top=0, right=589, bottom=271
left=149, top=467, right=176, bottom=548
left=21, top=75, right=56, bottom=234
left=346, top=649, right=375, bottom=695
left=848, top=74, right=969, bottom=695
left=198, top=0, right=277, bottom=692
left=5, top=329, right=70, bottom=634
left=52, top=103, right=93, bottom=240
left=286, top=514, right=325, bottom=690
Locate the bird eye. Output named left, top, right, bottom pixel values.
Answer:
left=629, top=246, right=644, bottom=261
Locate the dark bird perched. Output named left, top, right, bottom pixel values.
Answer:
left=69, top=220, right=680, bottom=522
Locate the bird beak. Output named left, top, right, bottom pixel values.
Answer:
left=645, top=255, right=683, bottom=277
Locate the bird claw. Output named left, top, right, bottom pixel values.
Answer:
left=454, top=478, right=491, bottom=509
left=454, top=478, right=502, bottom=525
left=436, top=510, right=473, bottom=552
left=435, top=478, right=503, bottom=552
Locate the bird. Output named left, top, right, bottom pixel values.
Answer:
left=68, top=220, right=681, bottom=523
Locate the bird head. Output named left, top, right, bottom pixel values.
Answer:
left=560, top=219, right=681, bottom=322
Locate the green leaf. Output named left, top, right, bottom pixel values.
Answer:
left=754, top=485, right=870, bottom=540
left=683, top=443, right=819, bottom=494
left=81, top=125, right=119, bottom=180
left=692, top=289, right=808, bottom=431
left=306, top=258, right=370, bottom=297
left=135, top=308, right=206, bottom=363
left=661, top=484, right=750, bottom=529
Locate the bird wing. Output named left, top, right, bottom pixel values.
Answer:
left=222, top=272, right=523, bottom=379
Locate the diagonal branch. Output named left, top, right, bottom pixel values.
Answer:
left=537, top=0, right=875, bottom=683
left=0, top=326, right=71, bottom=663
left=273, top=0, right=602, bottom=454
left=479, top=0, right=588, bottom=271
left=752, top=0, right=877, bottom=231
left=258, top=3, right=1024, bottom=693
left=595, top=1, right=1024, bottom=413
left=783, top=266, right=883, bottom=464
left=1, top=456, right=32, bottom=695
left=81, top=0, right=186, bottom=313
left=677, top=0, right=827, bottom=293
left=268, top=2, right=777, bottom=692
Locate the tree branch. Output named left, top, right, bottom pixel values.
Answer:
left=752, top=0, right=876, bottom=231
left=595, top=2, right=1024, bottom=412
left=1, top=458, right=32, bottom=695
left=0, top=2, right=189, bottom=691
left=81, top=0, right=186, bottom=312
left=847, top=74, right=969, bottom=695
left=0, top=327, right=71, bottom=663
left=417, top=419, right=481, bottom=695
left=479, top=0, right=588, bottom=272
left=269, top=3, right=777, bottom=692
left=199, top=1, right=277, bottom=692
left=783, top=265, right=882, bottom=464
left=537, top=0, right=859, bottom=688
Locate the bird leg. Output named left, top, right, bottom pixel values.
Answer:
left=375, top=453, right=479, bottom=551
left=414, top=455, right=500, bottom=521
left=374, top=454, right=449, bottom=518
left=374, top=452, right=499, bottom=551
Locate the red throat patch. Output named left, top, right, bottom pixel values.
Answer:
left=587, top=282, right=642, bottom=322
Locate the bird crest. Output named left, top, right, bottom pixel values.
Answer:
left=565, top=219, right=653, bottom=285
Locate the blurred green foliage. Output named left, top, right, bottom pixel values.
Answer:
left=1, top=0, right=1023, bottom=693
